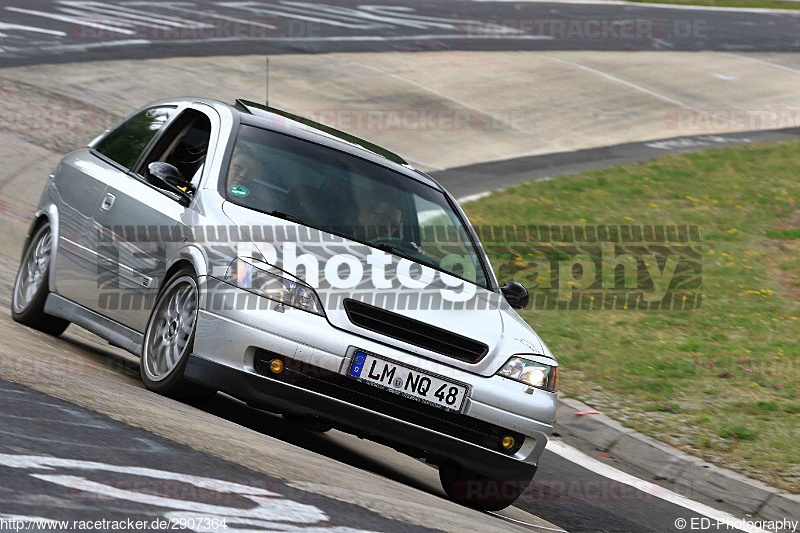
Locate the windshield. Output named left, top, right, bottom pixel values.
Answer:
left=224, top=124, right=490, bottom=289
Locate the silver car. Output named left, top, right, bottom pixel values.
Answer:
left=12, top=97, right=558, bottom=511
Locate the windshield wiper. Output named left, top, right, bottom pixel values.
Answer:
left=373, top=242, right=414, bottom=261
left=372, top=242, right=438, bottom=269
left=267, top=211, right=305, bottom=225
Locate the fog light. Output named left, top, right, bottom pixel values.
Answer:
left=501, top=435, right=515, bottom=450
left=269, top=359, right=284, bottom=374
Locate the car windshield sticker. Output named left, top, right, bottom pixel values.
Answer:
left=229, top=185, right=249, bottom=197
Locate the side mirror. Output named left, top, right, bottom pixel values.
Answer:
left=501, top=281, right=529, bottom=310
left=147, top=162, right=193, bottom=204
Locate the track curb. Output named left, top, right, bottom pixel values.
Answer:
left=554, top=395, right=799, bottom=521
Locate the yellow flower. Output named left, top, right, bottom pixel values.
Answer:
left=649, top=203, right=658, bottom=208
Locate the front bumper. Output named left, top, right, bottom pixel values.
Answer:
left=186, top=354, right=536, bottom=480
left=190, top=279, right=554, bottom=477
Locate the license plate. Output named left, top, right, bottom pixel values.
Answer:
left=348, top=351, right=468, bottom=412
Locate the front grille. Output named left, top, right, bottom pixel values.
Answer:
left=254, top=350, right=524, bottom=455
left=343, top=299, right=488, bottom=364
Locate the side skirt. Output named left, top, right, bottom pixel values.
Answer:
left=44, top=293, right=144, bottom=356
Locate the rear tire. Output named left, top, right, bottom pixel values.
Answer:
left=11, top=222, right=69, bottom=336
left=439, top=463, right=532, bottom=511
left=140, top=269, right=215, bottom=402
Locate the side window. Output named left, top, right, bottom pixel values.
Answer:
left=140, top=109, right=211, bottom=187
left=94, top=107, right=173, bottom=169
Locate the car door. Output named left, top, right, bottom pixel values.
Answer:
left=92, top=105, right=218, bottom=332
left=53, top=105, right=175, bottom=312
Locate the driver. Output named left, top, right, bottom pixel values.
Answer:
left=228, top=143, right=258, bottom=192
left=360, top=200, right=402, bottom=240
left=351, top=181, right=402, bottom=240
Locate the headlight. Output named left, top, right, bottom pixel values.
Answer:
left=224, top=257, right=324, bottom=316
left=497, top=356, right=558, bottom=391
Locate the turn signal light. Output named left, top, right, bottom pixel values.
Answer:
left=269, top=359, right=284, bottom=374
left=501, top=435, right=515, bottom=450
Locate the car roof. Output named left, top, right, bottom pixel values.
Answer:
left=152, top=96, right=443, bottom=191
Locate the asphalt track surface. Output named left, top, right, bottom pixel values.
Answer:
left=435, top=127, right=800, bottom=200
left=0, top=378, right=434, bottom=532
left=0, top=0, right=799, bottom=67
left=1, top=1, right=797, bottom=532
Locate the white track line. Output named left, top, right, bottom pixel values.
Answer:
left=140, top=3, right=278, bottom=30
left=220, top=1, right=385, bottom=30
left=540, top=54, right=694, bottom=108
left=336, top=58, right=569, bottom=151
left=546, top=440, right=770, bottom=533
left=486, top=511, right=568, bottom=532
left=457, top=191, right=493, bottom=204
left=5, top=6, right=136, bottom=35
left=721, top=52, right=800, bottom=75
left=62, top=1, right=215, bottom=28
left=0, top=22, right=67, bottom=37
left=11, top=39, right=152, bottom=54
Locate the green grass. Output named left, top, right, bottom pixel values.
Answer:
left=766, top=228, right=800, bottom=239
left=464, top=140, right=800, bottom=492
left=625, top=0, right=800, bottom=9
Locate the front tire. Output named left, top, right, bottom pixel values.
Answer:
left=439, top=463, right=532, bottom=511
left=140, top=269, right=214, bottom=401
left=11, top=222, right=69, bottom=336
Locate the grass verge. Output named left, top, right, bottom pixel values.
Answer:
left=464, top=140, right=799, bottom=492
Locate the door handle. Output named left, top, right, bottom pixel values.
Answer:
left=101, top=193, right=115, bottom=211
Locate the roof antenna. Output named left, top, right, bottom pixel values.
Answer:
left=265, top=56, right=270, bottom=107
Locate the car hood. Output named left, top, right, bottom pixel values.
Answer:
left=221, top=201, right=551, bottom=375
